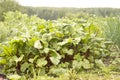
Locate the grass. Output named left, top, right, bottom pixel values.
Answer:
left=7, top=71, right=120, bottom=80
left=102, top=17, right=120, bottom=49
left=29, top=73, right=120, bottom=80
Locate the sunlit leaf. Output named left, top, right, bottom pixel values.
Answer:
left=44, top=48, right=49, bottom=54
left=73, top=37, right=81, bottom=45
left=0, top=59, right=7, bottom=65
left=8, top=74, right=21, bottom=80
left=28, top=58, right=34, bottom=63
left=49, top=49, right=61, bottom=65
left=16, top=54, right=24, bottom=62
left=34, top=40, right=43, bottom=49
left=67, top=49, right=74, bottom=55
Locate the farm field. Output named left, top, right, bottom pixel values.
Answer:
left=0, top=11, right=120, bottom=80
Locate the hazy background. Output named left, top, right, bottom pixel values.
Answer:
left=17, top=0, right=120, bottom=8
left=0, top=0, right=120, bottom=21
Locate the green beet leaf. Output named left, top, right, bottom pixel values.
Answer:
left=49, top=49, right=61, bottom=65
left=34, top=40, right=43, bottom=49
left=95, top=59, right=105, bottom=68
left=67, top=49, right=74, bottom=55
left=36, top=58, right=47, bottom=67
left=50, top=57, right=60, bottom=65
left=20, top=62, right=30, bottom=72
left=82, top=59, right=91, bottom=69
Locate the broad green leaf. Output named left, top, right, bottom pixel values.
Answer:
left=20, top=62, right=30, bottom=72
left=82, top=59, right=91, bottom=69
left=73, top=37, right=81, bottom=45
left=95, top=59, right=105, bottom=68
left=50, top=57, right=60, bottom=65
left=67, top=49, right=74, bottom=55
left=61, top=47, right=68, bottom=53
left=28, top=58, right=34, bottom=63
left=34, top=40, right=43, bottom=49
left=55, top=31, right=64, bottom=38
left=74, top=54, right=83, bottom=61
left=42, top=33, right=52, bottom=41
left=49, top=49, right=61, bottom=59
left=49, top=38, right=61, bottom=51
left=40, top=39, right=48, bottom=48
left=36, top=59, right=47, bottom=67
left=58, top=38, right=73, bottom=46
left=49, top=49, right=61, bottom=65
left=27, top=37, right=38, bottom=46
left=72, top=60, right=82, bottom=70
left=44, top=48, right=49, bottom=54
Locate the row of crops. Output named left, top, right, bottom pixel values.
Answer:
left=0, top=11, right=120, bottom=80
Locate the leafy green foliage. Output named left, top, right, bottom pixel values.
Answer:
left=0, top=12, right=118, bottom=78
left=0, top=0, right=25, bottom=21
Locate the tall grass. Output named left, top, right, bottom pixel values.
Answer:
left=102, top=17, right=120, bottom=50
